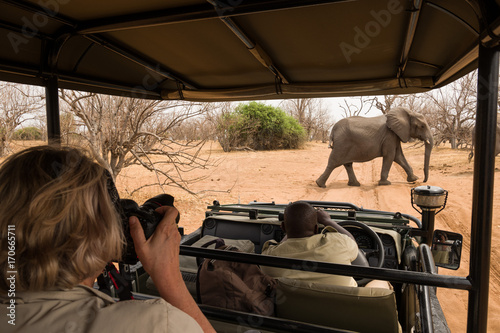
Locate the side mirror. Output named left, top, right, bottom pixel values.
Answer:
left=431, top=230, right=463, bottom=270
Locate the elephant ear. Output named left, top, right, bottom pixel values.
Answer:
left=386, top=107, right=411, bottom=143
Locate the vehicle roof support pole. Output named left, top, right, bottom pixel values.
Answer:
left=467, top=42, right=499, bottom=333
left=45, top=75, right=61, bottom=146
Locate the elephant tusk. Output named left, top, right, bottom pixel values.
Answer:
left=425, top=139, right=431, bottom=145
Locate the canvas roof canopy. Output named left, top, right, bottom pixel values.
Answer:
left=1, top=0, right=500, bottom=101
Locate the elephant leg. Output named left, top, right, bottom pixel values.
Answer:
left=379, top=151, right=395, bottom=186
left=316, top=151, right=343, bottom=188
left=394, top=148, right=418, bottom=182
left=316, top=167, right=335, bottom=188
left=344, top=163, right=360, bottom=186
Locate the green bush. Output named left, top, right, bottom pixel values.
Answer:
left=217, top=102, right=305, bottom=151
left=13, top=126, right=42, bottom=140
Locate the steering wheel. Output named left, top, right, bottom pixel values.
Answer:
left=337, top=221, right=385, bottom=286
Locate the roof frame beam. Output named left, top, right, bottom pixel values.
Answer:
left=76, top=0, right=352, bottom=35
left=399, top=1, right=481, bottom=84
left=0, top=61, right=163, bottom=98
left=0, top=19, right=54, bottom=41
left=162, top=76, right=435, bottom=101
left=1, top=0, right=196, bottom=91
left=397, top=0, right=422, bottom=79
left=1, top=0, right=75, bottom=27
left=434, top=8, right=500, bottom=86
left=207, top=0, right=289, bottom=84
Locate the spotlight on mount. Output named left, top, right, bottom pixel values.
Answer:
left=411, top=185, right=448, bottom=215
left=411, top=185, right=448, bottom=246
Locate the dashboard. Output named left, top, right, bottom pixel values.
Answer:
left=201, top=215, right=400, bottom=269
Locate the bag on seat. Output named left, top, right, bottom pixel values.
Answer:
left=197, top=238, right=277, bottom=316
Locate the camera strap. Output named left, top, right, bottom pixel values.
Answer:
left=98, top=263, right=134, bottom=301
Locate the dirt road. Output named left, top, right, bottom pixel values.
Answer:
left=118, top=141, right=500, bottom=332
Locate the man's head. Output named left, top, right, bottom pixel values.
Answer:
left=282, top=201, right=318, bottom=238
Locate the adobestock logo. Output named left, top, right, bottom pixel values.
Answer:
left=339, top=0, right=404, bottom=64
left=8, top=0, right=70, bottom=54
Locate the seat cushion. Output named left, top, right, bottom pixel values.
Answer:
left=275, top=278, right=400, bottom=333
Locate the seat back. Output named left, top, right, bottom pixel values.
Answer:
left=202, top=215, right=283, bottom=253
left=146, top=235, right=255, bottom=297
left=275, top=278, right=400, bottom=333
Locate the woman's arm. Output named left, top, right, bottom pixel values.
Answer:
left=129, top=207, right=215, bottom=333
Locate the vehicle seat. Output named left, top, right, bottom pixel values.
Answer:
left=179, top=235, right=255, bottom=274
left=146, top=235, right=255, bottom=297
left=275, top=277, right=401, bottom=333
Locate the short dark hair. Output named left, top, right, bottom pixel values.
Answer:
left=283, top=201, right=317, bottom=237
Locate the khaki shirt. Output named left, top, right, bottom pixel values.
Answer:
left=0, top=285, right=202, bottom=333
left=261, top=227, right=359, bottom=287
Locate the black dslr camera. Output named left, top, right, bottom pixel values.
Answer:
left=120, top=194, right=180, bottom=264
left=104, top=172, right=180, bottom=264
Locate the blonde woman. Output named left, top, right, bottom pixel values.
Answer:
left=0, top=146, right=214, bottom=333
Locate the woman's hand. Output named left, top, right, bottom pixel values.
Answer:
left=128, top=206, right=182, bottom=284
left=128, top=206, right=216, bottom=333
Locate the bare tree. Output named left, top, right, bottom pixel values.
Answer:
left=373, top=95, right=398, bottom=114
left=58, top=111, right=77, bottom=145
left=282, top=98, right=333, bottom=142
left=371, top=95, right=425, bottom=114
left=204, top=102, right=234, bottom=151
left=169, top=110, right=219, bottom=142
left=0, top=83, right=44, bottom=156
left=60, top=91, right=215, bottom=194
left=424, top=72, right=477, bottom=148
left=338, top=97, right=376, bottom=118
left=284, top=99, right=315, bottom=139
left=397, top=95, right=428, bottom=115
left=313, top=107, right=334, bottom=143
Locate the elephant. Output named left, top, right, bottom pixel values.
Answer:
left=316, top=107, right=433, bottom=187
left=468, top=120, right=500, bottom=162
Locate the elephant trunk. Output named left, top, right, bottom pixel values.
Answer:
left=423, top=136, right=433, bottom=182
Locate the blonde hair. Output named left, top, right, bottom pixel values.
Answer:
left=0, top=146, right=124, bottom=292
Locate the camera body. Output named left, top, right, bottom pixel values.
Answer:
left=120, top=194, right=179, bottom=264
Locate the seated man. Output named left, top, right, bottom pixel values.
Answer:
left=261, top=201, right=390, bottom=289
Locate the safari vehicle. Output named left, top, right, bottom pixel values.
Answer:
left=164, top=195, right=463, bottom=333
left=0, top=0, right=498, bottom=332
